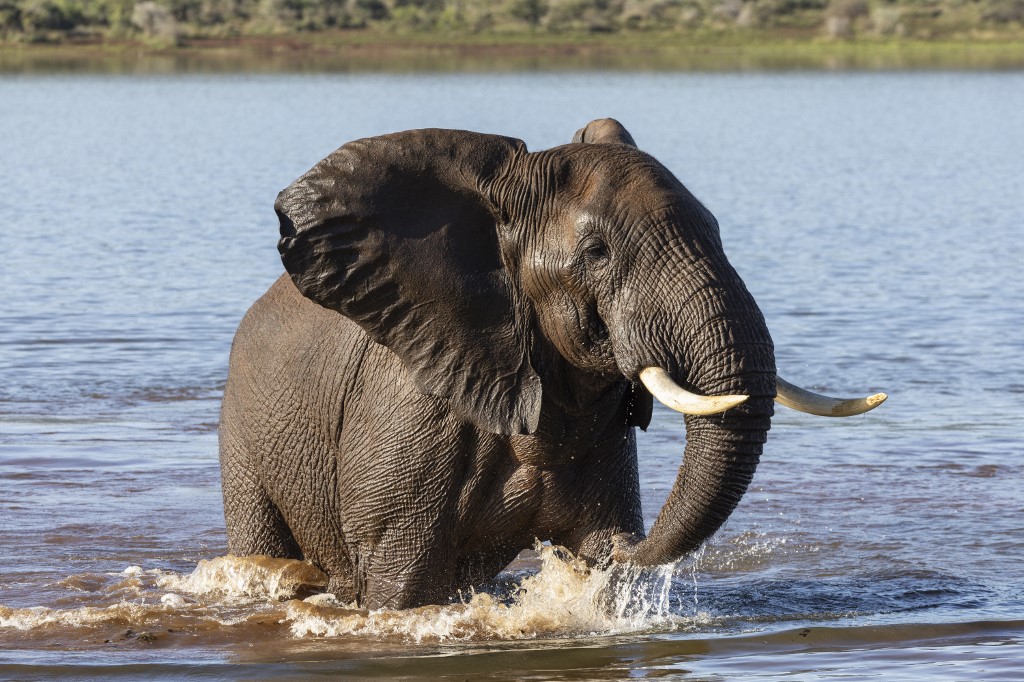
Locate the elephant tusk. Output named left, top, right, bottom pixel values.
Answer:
left=775, top=376, right=887, bottom=417
left=639, top=367, right=749, bottom=416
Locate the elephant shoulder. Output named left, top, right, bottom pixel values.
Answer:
left=228, top=273, right=365, bottom=382
left=226, top=274, right=445, bottom=428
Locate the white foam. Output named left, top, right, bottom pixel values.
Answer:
left=160, top=593, right=190, bottom=608
left=0, top=602, right=153, bottom=631
left=156, top=555, right=328, bottom=601
left=287, top=544, right=694, bottom=642
left=1, top=547, right=711, bottom=642
left=303, top=592, right=342, bottom=607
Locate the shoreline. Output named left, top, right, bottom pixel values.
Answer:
left=3, top=30, right=1024, bottom=73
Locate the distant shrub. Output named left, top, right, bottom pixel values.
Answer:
left=256, top=0, right=296, bottom=26
left=0, top=0, right=23, bottom=35
left=132, top=0, right=181, bottom=41
left=619, top=0, right=658, bottom=28
left=393, top=0, right=444, bottom=13
left=0, top=0, right=1021, bottom=42
left=824, top=0, right=867, bottom=35
left=194, top=0, right=247, bottom=25
left=826, top=0, right=867, bottom=18
left=545, top=0, right=622, bottom=31
left=871, top=4, right=902, bottom=33
left=736, top=1, right=760, bottom=26
left=445, top=0, right=495, bottom=31
left=767, top=0, right=827, bottom=14
left=792, top=0, right=826, bottom=9
left=710, top=0, right=743, bottom=22
left=299, top=0, right=350, bottom=28
left=20, top=0, right=78, bottom=32
left=353, top=0, right=389, bottom=21
left=105, top=0, right=138, bottom=32
left=676, top=1, right=703, bottom=24
left=618, top=0, right=701, bottom=28
left=507, top=0, right=547, bottom=26
left=982, top=0, right=1024, bottom=22
left=735, top=0, right=802, bottom=27
left=165, top=0, right=198, bottom=22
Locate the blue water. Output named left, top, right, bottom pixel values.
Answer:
left=1, top=72, right=1023, bottom=679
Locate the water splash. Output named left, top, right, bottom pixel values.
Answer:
left=287, top=544, right=694, bottom=642
left=0, top=601, right=157, bottom=632
left=155, top=555, right=328, bottom=601
left=0, top=546, right=709, bottom=644
left=687, top=545, right=708, bottom=612
left=695, top=530, right=809, bottom=573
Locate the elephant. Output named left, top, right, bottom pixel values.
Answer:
left=219, top=118, right=885, bottom=610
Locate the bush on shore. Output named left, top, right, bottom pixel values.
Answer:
left=0, top=0, right=1021, bottom=42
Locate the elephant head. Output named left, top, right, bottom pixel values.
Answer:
left=275, top=120, right=885, bottom=567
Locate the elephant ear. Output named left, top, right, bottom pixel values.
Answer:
left=276, top=129, right=541, bottom=436
left=572, top=118, right=638, bottom=147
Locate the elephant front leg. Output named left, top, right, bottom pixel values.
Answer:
left=350, top=528, right=462, bottom=610
left=351, top=459, right=540, bottom=608
left=545, top=432, right=645, bottom=566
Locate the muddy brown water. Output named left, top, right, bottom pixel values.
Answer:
left=2, top=72, right=1023, bottom=679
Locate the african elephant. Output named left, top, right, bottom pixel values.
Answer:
left=219, top=119, right=884, bottom=610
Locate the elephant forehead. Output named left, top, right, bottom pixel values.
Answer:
left=567, top=143, right=680, bottom=190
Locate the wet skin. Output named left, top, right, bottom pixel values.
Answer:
left=220, top=119, right=775, bottom=609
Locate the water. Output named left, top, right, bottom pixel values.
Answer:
left=1, top=72, right=1023, bottom=679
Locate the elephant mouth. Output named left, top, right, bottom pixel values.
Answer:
left=638, top=366, right=886, bottom=418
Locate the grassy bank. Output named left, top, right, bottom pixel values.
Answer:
left=3, top=0, right=1024, bottom=71
left=3, top=27, right=1024, bottom=73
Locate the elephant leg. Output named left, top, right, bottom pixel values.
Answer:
left=546, top=430, right=644, bottom=565
left=362, top=560, right=451, bottom=610
left=220, top=444, right=303, bottom=559
left=221, top=446, right=359, bottom=603
left=335, top=371, right=479, bottom=610
left=351, top=461, right=536, bottom=609
left=341, top=481, right=466, bottom=610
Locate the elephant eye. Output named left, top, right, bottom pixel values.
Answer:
left=581, top=237, right=609, bottom=266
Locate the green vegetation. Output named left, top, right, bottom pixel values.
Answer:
left=1, top=0, right=1022, bottom=73
left=1, top=0, right=1022, bottom=44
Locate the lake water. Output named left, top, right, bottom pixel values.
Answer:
left=1, top=72, right=1023, bottom=679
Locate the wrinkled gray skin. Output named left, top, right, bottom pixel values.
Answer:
left=220, top=119, right=775, bottom=609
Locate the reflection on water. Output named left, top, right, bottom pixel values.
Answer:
left=2, top=71, right=1024, bottom=677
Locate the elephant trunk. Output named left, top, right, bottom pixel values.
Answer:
left=624, top=398, right=773, bottom=565
left=618, top=257, right=776, bottom=566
